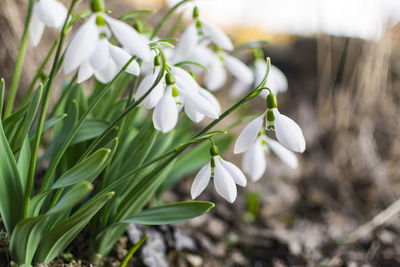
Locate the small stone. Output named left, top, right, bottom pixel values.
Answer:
left=207, top=218, right=226, bottom=238
left=186, top=254, right=203, bottom=267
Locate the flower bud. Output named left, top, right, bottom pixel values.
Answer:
left=266, top=93, right=278, bottom=109
left=165, top=72, right=175, bottom=85
left=91, top=0, right=105, bottom=12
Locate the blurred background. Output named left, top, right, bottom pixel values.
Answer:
left=2, top=0, right=400, bottom=266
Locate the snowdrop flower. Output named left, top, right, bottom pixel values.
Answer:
left=204, top=49, right=253, bottom=91
left=229, top=58, right=288, bottom=99
left=191, top=143, right=247, bottom=203
left=64, top=9, right=151, bottom=83
left=151, top=71, right=220, bottom=133
left=30, top=0, right=67, bottom=46
left=234, top=92, right=306, bottom=154
left=242, top=134, right=298, bottom=182
left=172, top=6, right=233, bottom=64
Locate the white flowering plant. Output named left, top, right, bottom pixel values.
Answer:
left=0, top=0, right=305, bottom=265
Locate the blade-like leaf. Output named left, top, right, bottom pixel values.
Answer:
left=119, top=201, right=214, bottom=225
left=10, top=182, right=93, bottom=265
left=70, top=119, right=109, bottom=145
left=0, top=119, right=24, bottom=234
left=33, top=191, right=114, bottom=263
left=51, top=148, right=112, bottom=189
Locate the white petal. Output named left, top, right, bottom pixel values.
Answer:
left=267, top=65, right=288, bottom=93
left=64, top=16, right=98, bottom=74
left=136, top=69, right=164, bottom=109
left=190, top=45, right=220, bottom=71
left=199, top=88, right=221, bottom=114
left=104, top=15, right=152, bottom=61
left=153, top=86, right=178, bottom=133
left=90, top=39, right=110, bottom=70
left=265, top=137, right=298, bottom=169
left=204, top=62, right=226, bottom=91
left=179, top=90, right=219, bottom=119
left=77, top=61, right=95, bottom=83
left=234, top=115, right=264, bottom=154
left=224, top=54, right=253, bottom=84
left=254, top=59, right=267, bottom=86
left=201, top=21, right=233, bottom=51
left=191, top=162, right=211, bottom=199
left=184, top=104, right=204, bottom=123
left=143, top=82, right=164, bottom=109
left=171, top=67, right=201, bottom=93
left=94, top=59, right=118, bottom=84
left=273, top=109, right=306, bottom=153
left=172, top=23, right=198, bottom=63
left=242, top=139, right=267, bottom=182
left=220, top=159, right=247, bottom=187
left=36, top=0, right=67, bottom=28
left=229, top=80, right=252, bottom=99
left=109, top=44, right=140, bottom=75
left=213, top=157, right=237, bottom=203
left=30, top=6, right=45, bottom=47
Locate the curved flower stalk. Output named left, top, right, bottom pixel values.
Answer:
left=150, top=70, right=220, bottom=133
left=230, top=57, right=288, bottom=99
left=242, top=133, right=298, bottom=182
left=64, top=5, right=152, bottom=83
left=30, top=0, right=68, bottom=46
left=191, top=142, right=246, bottom=203
left=235, top=92, right=305, bottom=158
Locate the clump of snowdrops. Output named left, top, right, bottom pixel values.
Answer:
left=0, top=0, right=305, bottom=265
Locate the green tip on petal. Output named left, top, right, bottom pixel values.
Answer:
left=96, top=15, right=106, bottom=26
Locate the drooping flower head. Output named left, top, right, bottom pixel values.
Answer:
left=150, top=69, right=220, bottom=133
left=235, top=91, right=305, bottom=156
left=191, top=142, right=247, bottom=203
left=30, top=0, right=68, bottom=46
left=64, top=1, right=152, bottom=83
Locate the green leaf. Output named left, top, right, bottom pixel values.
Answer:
left=17, top=136, right=31, bottom=192
left=70, top=119, right=109, bottom=145
left=12, top=85, right=43, bottom=152
left=10, top=182, right=93, bottom=265
left=30, top=114, right=67, bottom=138
left=51, top=147, right=112, bottom=189
left=119, top=201, right=214, bottom=225
left=0, top=119, right=24, bottom=234
left=33, top=191, right=114, bottom=264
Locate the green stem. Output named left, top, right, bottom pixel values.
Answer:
left=21, top=36, right=61, bottom=106
left=150, top=0, right=192, bottom=40
left=120, top=235, right=148, bottom=267
left=23, top=0, right=79, bottom=219
left=78, top=49, right=166, bottom=161
left=0, top=79, right=4, bottom=119
left=40, top=55, right=139, bottom=192
left=5, top=0, right=34, bottom=117
left=48, top=73, right=78, bottom=119
left=193, top=58, right=271, bottom=138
